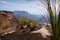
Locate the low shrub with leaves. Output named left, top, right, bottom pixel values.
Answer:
left=17, top=16, right=36, bottom=29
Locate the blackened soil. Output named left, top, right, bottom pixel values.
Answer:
left=0, top=31, right=47, bottom=40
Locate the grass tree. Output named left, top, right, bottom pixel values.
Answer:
left=39, top=0, right=60, bottom=40
left=47, top=0, right=60, bottom=40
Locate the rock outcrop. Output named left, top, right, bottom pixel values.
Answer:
left=0, top=11, right=19, bottom=36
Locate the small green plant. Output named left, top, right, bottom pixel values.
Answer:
left=17, top=16, right=36, bottom=29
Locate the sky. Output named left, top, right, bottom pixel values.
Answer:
left=0, top=0, right=48, bottom=16
left=0, top=0, right=59, bottom=15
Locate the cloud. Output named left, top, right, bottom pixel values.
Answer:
left=0, top=0, right=47, bottom=15
left=0, top=1, right=8, bottom=4
left=9, top=0, right=38, bottom=2
left=16, top=0, right=38, bottom=1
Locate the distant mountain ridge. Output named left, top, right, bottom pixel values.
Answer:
left=13, top=11, right=40, bottom=21
left=13, top=11, right=50, bottom=23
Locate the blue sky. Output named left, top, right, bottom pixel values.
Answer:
left=0, top=0, right=48, bottom=16
left=0, top=0, right=59, bottom=15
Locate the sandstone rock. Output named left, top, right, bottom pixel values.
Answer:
left=0, top=11, right=19, bottom=36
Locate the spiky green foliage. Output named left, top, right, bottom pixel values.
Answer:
left=47, top=0, right=60, bottom=40
left=17, top=16, right=30, bottom=28
left=57, top=12, right=60, bottom=40
left=18, top=17, right=27, bottom=27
